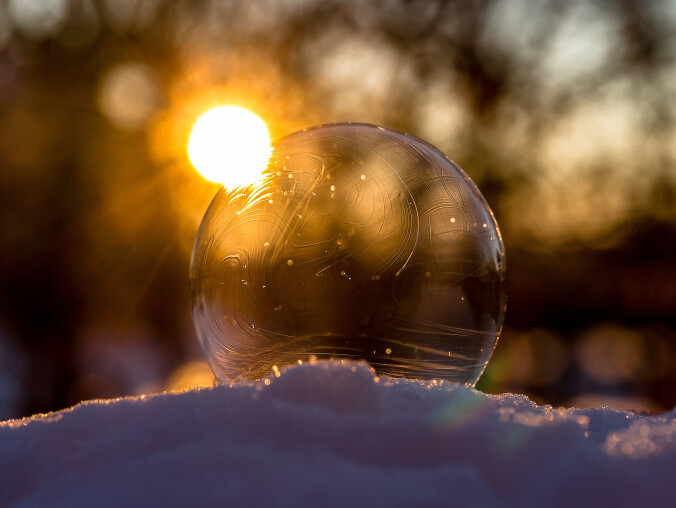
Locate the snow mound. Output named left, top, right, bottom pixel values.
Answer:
left=1, top=361, right=675, bottom=507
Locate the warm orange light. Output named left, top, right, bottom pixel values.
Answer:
left=188, top=106, right=271, bottom=188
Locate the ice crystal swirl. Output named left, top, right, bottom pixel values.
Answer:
left=190, top=123, right=506, bottom=385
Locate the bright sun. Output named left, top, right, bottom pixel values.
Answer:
left=188, top=106, right=271, bottom=188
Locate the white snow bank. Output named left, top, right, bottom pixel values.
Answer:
left=1, top=360, right=675, bottom=507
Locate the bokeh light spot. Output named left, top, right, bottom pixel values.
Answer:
left=8, top=0, right=67, bottom=38
left=98, top=62, right=161, bottom=130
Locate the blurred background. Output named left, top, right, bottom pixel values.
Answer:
left=0, top=0, right=675, bottom=419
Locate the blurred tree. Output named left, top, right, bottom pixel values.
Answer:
left=0, top=0, right=675, bottom=416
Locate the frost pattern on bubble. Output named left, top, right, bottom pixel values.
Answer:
left=190, top=123, right=506, bottom=385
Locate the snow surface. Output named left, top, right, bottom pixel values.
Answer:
left=1, top=360, right=675, bottom=507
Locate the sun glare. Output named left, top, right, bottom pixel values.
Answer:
left=188, top=106, right=271, bottom=188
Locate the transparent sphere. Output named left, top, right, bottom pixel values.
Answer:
left=190, top=123, right=506, bottom=385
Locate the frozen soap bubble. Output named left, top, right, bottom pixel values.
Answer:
left=190, top=123, right=506, bottom=386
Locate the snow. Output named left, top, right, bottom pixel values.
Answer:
left=1, top=360, right=675, bottom=507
